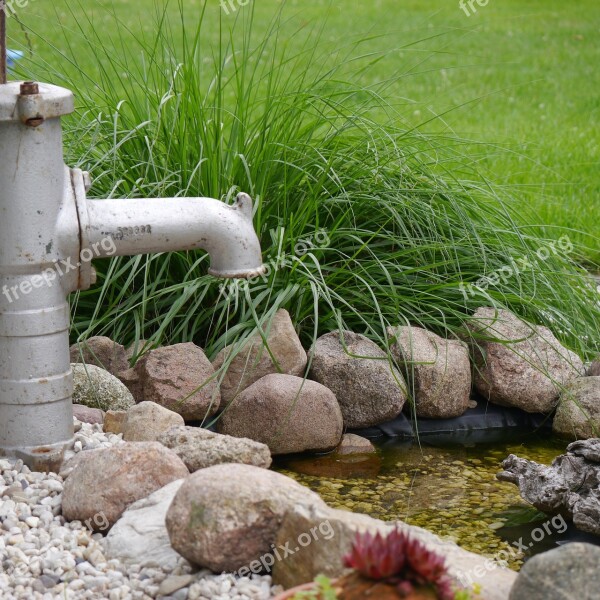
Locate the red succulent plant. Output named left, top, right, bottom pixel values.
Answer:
left=343, top=527, right=456, bottom=600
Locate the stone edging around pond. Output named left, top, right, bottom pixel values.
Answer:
left=71, top=306, right=599, bottom=455
left=59, top=429, right=516, bottom=600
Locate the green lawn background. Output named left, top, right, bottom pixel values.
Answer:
left=11, top=0, right=600, bottom=263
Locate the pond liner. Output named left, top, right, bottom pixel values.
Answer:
left=349, top=402, right=553, bottom=445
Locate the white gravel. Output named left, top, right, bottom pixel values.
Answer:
left=0, top=423, right=281, bottom=600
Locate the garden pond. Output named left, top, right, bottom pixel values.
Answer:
left=275, top=434, right=596, bottom=570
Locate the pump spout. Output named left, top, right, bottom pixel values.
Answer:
left=80, top=191, right=265, bottom=279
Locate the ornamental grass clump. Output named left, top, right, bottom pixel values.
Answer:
left=13, top=1, right=599, bottom=367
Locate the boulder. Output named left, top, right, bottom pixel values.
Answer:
left=117, top=367, right=142, bottom=401
left=588, top=360, right=600, bottom=377
left=122, top=401, right=185, bottom=442
left=165, top=463, right=327, bottom=573
left=509, top=543, right=600, bottom=600
left=70, top=336, right=128, bottom=376
left=467, top=307, right=584, bottom=413
left=553, top=377, right=600, bottom=440
left=103, top=410, right=128, bottom=435
left=103, top=479, right=186, bottom=570
left=497, top=438, right=600, bottom=536
left=125, top=339, right=157, bottom=362
left=271, top=503, right=516, bottom=600
left=72, top=363, right=135, bottom=412
left=72, top=404, right=104, bottom=425
left=335, top=434, right=377, bottom=455
left=218, top=374, right=343, bottom=454
left=62, top=442, right=189, bottom=531
left=388, top=326, right=471, bottom=418
left=128, top=343, right=220, bottom=421
left=212, top=309, right=307, bottom=408
left=308, top=331, right=406, bottom=428
left=157, top=426, right=272, bottom=472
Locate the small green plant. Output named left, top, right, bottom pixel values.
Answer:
left=292, top=574, right=338, bottom=600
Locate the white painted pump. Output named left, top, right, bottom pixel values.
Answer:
left=0, top=80, right=265, bottom=470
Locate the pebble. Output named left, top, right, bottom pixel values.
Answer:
left=1, top=423, right=280, bottom=600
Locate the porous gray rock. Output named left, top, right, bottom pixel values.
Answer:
left=335, top=433, right=377, bottom=455
left=70, top=336, right=129, bottom=375
left=308, top=331, right=406, bottom=428
left=467, top=307, right=584, bottom=413
left=62, top=442, right=189, bottom=531
left=553, top=376, right=600, bottom=440
left=218, top=373, right=343, bottom=454
left=122, top=401, right=185, bottom=442
left=388, top=326, right=471, bottom=418
left=103, top=479, right=185, bottom=569
left=165, top=463, right=327, bottom=573
left=128, top=343, right=220, bottom=421
left=72, top=363, right=135, bottom=412
left=497, top=438, right=600, bottom=536
left=157, top=425, right=272, bottom=471
left=212, top=309, right=307, bottom=408
left=272, top=503, right=516, bottom=600
left=509, top=543, right=600, bottom=600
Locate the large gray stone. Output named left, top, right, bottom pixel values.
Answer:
left=509, top=543, right=600, bottom=600
left=272, top=503, right=516, bottom=600
left=103, top=479, right=186, bottom=570
left=62, top=442, right=189, bottom=531
left=308, top=331, right=406, bottom=428
left=388, top=326, right=471, bottom=418
left=212, top=309, right=307, bottom=409
left=218, top=374, right=343, bottom=455
left=157, top=425, right=272, bottom=471
left=165, top=463, right=327, bottom=573
left=72, top=363, right=135, bottom=412
left=467, top=308, right=584, bottom=413
left=122, top=401, right=185, bottom=442
left=70, top=336, right=129, bottom=376
left=553, top=377, right=600, bottom=440
left=497, top=438, right=600, bottom=537
left=129, top=343, right=220, bottom=421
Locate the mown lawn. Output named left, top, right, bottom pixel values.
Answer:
left=10, top=0, right=600, bottom=263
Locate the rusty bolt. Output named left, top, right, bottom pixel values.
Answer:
left=20, top=81, right=39, bottom=96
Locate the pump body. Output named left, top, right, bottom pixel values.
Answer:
left=0, top=82, right=264, bottom=469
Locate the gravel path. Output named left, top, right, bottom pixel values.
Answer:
left=0, top=424, right=280, bottom=600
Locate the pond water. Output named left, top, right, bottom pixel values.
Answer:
left=275, top=434, right=583, bottom=570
